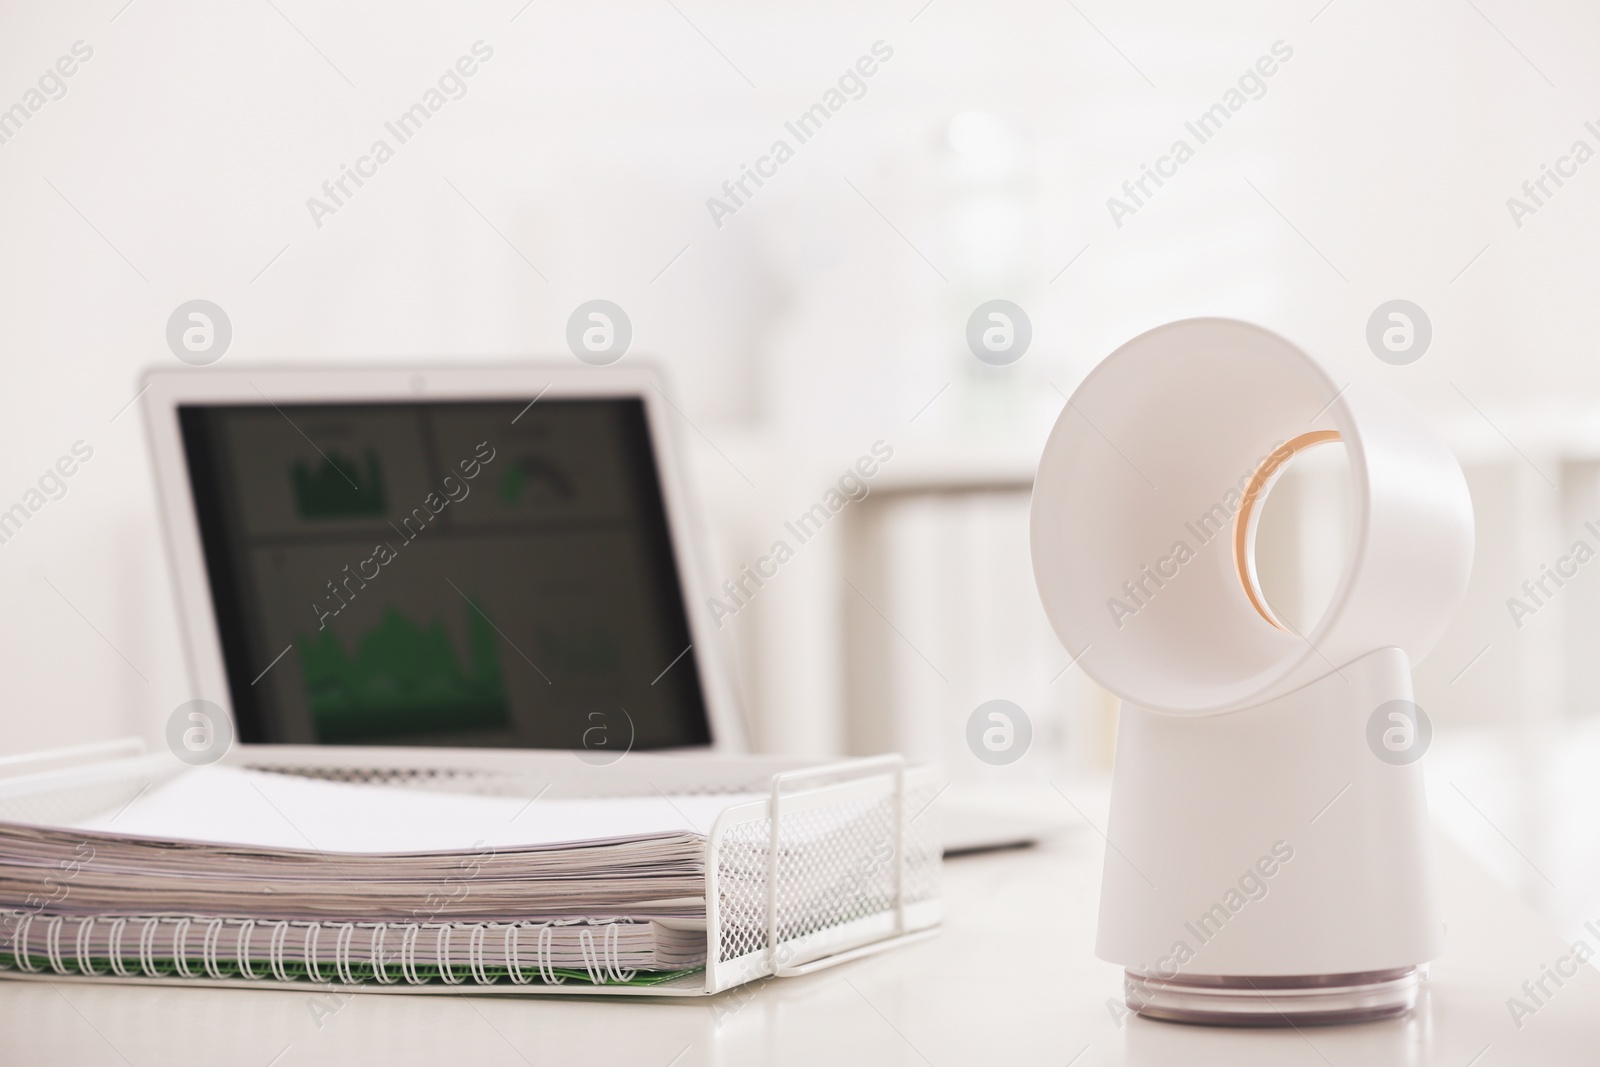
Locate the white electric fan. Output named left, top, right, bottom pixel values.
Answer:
left=1031, top=318, right=1474, bottom=1025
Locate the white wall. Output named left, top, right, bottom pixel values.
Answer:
left=2, top=1, right=1599, bottom=758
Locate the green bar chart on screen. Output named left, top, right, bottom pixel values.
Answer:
left=296, top=601, right=509, bottom=742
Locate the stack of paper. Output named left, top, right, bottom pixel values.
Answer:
left=0, top=765, right=760, bottom=983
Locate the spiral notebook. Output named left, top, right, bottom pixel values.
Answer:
left=0, top=749, right=943, bottom=995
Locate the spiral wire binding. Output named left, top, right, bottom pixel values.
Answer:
left=537, top=924, right=565, bottom=985
left=75, top=916, right=101, bottom=976
left=303, top=923, right=324, bottom=983
left=45, top=915, right=66, bottom=974
left=107, top=918, right=132, bottom=977
left=203, top=918, right=227, bottom=980
left=434, top=923, right=465, bottom=985
left=170, top=918, right=195, bottom=978
left=268, top=921, right=292, bottom=983
left=334, top=923, right=358, bottom=986
left=400, top=923, right=423, bottom=985
left=139, top=918, right=160, bottom=977
left=236, top=921, right=261, bottom=980
left=578, top=924, right=638, bottom=984
left=1, top=913, right=648, bottom=988
left=504, top=924, right=531, bottom=985
left=468, top=923, right=491, bottom=985
left=371, top=924, right=397, bottom=985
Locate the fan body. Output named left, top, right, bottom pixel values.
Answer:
left=1031, top=319, right=1473, bottom=1025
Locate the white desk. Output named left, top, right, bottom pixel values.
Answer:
left=3, top=829, right=1596, bottom=1066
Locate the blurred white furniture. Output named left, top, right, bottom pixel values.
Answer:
left=697, top=422, right=1600, bottom=756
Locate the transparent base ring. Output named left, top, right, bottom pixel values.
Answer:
left=1125, top=966, right=1422, bottom=1027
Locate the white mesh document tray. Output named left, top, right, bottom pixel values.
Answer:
left=0, top=743, right=941, bottom=997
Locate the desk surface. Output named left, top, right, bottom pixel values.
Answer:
left=3, top=829, right=1596, bottom=1066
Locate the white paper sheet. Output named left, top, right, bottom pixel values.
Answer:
left=73, top=765, right=756, bottom=854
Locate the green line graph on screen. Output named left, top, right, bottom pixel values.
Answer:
left=499, top=455, right=575, bottom=507
left=292, top=449, right=387, bottom=518
left=296, top=601, right=509, bottom=742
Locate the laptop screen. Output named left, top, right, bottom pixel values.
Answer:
left=177, top=397, right=713, bottom=751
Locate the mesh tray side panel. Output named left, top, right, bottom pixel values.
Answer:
left=715, top=781, right=940, bottom=965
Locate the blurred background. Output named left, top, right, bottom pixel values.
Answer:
left=3, top=0, right=1599, bottom=949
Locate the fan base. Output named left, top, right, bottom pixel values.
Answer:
left=1125, top=966, right=1422, bottom=1027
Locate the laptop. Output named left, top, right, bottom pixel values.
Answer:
left=142, top=363, right=1055, bottom=849
left=142, top=364, right=748, bottom=772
